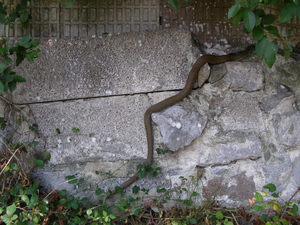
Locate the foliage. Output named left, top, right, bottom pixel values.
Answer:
left=137, top=161, right=161, bottom=179
left=250, top=183, right=300, bottom=224
left=228, top=0, right=299, bottom=67
left=168, top=0, right=299, bottom=68
left=0, top=0, right=40, bottom=94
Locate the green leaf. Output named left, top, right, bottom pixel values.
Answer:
left=261, top=14, right=276, bottom=24
left=232, top=10, right=244, bottom=27
left=132, top=185, right=140, bottom=194
left=228, top=3, right=241, bottom=19
left=168, top=0, right=178, bottom=10
left=264, top=41, right=278, bottom=68
left=66, top=0, right=76, bottom=7
left=115, top=186, right=123, bottom=194
left=284, top=49, right=291, bottom=61
left=95, top=188, right=104, bottom=196
left=87, top=208, right=92, bottom=216
left=254, top=192, right=264, bottom=201
left=26, top=53, right=33, bottom=62
left=249, top=0, right=260, bottom=9
left=252, top=27, right=265, bottom=41
left=260, top=214, right=268, bottom=222
left=72, top=127, right=80, bottom=133
left=20, top=11, right=28, bottom=22
left=103, top=210, right=108, bottom=217
left=254, top=13, right=261, bottom=26
left=243, top=9, right=256, bottom=32
left=0, top=81, right=5, bottom=93
left=34, top=159, right=44, bottom=167
left=8, top=81, right=16, bottom=92
left=20, top=33, right=31, bottom=47
left=265, top=25, right=280, bottom=38
left=0, top=13, right=5, bottom=24
left=13, top=75, right=26, bottom=82
left=215, top=211, right=223, bottom=219
left=21, top=194, right=30, bottom=205
left=6, top=204, right=16, bottom=216
left=263, top=183, right=277, bottom=192
left=254, top=9, right=266, bottom=17
left=292, top=204, right=299, bottom=213
left=0, top=74, right=13, bottom=82
left=256, top=36, right=268, bottom=57
left=252, top=205, right=262, bottom=211
left=70, top=201, right=79, bottom=210
left=4, top=56, right=13, bottom=64
left=279, top=2, right=298, bottom=23
left=59, top=189, right=67, bottom=196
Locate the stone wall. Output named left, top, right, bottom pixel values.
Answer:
left=5, top=29, right=300, bottom=207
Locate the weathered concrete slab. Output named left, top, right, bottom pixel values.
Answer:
left=13, top=29, right=199, bottom=104
left=28, top=94, right=151, bottom=165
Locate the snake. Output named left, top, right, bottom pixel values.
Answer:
left=113, top=45, right=253, bottom=192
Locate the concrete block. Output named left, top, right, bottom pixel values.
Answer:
left=13, top=29, right=199, bottom=104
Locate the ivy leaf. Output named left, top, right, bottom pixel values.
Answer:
left=263, top=183, right=277, bottom=192
left=243, top=9, right=256, bottom=32
left=228, top=3, right=241, bottom=19
left=264, top=41, right=278, bottom=68
left=279, top=2, right=298, bottom=23
left=254, top=192, right=264, bottom=202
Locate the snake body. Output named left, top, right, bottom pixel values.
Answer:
left=117, top=46, right=253, bottom=191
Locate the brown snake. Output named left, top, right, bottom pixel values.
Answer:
left=111, top=45, right=253, bottom=194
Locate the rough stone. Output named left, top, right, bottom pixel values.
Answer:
left=225, top=61, right=264, bottom=91
left=203, top=171, right=256, bottom=202
left=292, top=156, right=300, bottom=186
left=216, top=91, right=265, bottom=131
left=273, top=111, right=300, bottom=149
left=152, top=105, right=207, bottom=151
left=197, top=133, right=262, bottom=167
left=260, top=84, right=293, bottom=112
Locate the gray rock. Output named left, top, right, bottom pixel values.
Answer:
left=198, top=133, right=262, bottom=167
left=273, top=111, right=300, bottom=149
left=152, top=106, right=207, bottom=151
left=225, top=61, right=264, bottom=91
